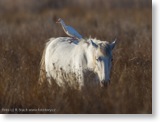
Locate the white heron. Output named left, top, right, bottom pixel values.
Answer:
left=56, top=18, right=83, bottom=41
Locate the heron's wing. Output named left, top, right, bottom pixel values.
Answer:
left=66, top=26, right=82, bottom=39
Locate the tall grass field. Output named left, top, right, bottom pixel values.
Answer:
left=0, top=0, right=151, bottom=114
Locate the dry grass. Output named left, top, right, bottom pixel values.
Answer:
left=0, top=0, right=151, bottom=114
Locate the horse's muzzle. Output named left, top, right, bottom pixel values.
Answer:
left=100, top=80, right=110, bottom=87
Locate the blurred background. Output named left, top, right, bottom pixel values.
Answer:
left=0, top=0, right=152, bottom=114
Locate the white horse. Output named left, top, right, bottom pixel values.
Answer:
left=39, top=37, right=116, bottom=90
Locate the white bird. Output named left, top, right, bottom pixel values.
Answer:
left=56, top=18, right=83, bottom=40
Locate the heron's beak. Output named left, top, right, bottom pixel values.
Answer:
left=56, top=21, right=59, bottom=23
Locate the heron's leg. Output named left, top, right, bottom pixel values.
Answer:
left=68, top=37, right=77, bottom=43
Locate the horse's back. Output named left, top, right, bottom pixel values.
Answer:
left=45, top=37, right=80, bottom=73
left=45, top=37, right=78, bottom=65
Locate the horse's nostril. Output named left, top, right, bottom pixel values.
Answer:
left=100, top=80, right=110, bottom=87
left=100, top=80, right=104, bottom=87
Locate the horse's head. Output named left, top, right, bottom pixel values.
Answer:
left=88, top=39, right=116, bottom=87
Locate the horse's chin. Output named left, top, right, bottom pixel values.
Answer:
left=100, top=80, right=110, bottom=87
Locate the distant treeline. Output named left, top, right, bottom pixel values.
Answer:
left=0, top=0, right=151, bottom=13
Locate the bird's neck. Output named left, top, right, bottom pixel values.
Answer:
left=60, top=20, right=67, bottom=32
left=60, top=20, right=66, bottom=28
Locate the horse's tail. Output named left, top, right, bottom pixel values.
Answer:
left=39, top=39, right=54, bottom=85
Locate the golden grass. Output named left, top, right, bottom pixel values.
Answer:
left=0, top=0, right=151, bottom=114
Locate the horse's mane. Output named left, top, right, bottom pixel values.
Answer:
left=78, top=37, right=109, bottom=47
left=78, top=37, right=109, bottom=55
left=88, top=38, right=109, bottom=45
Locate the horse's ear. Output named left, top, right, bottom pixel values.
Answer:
left=110, top=38, right=116, bottom=50
left=91, top=40, right=98, bottom=48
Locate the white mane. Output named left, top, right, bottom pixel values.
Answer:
left=78, top=37, right=109, bottom=46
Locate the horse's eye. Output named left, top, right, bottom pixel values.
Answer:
left=96, top=57, right=102, bottom=61
left=111, top=58, right=113, bottom=61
